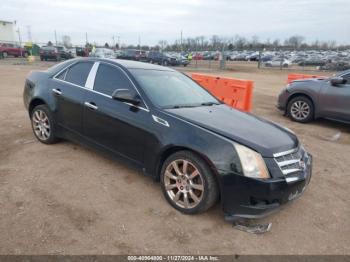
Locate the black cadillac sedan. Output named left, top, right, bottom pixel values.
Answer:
left=23, top=58, right=312, bottom=220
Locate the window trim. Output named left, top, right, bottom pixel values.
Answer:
left=91, top=61, right=150, bottom=112
left=52, top=60, right=150, bottom=112
left=53, top=60, right=94, bottom=87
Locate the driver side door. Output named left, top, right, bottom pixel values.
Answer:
left=319, top=73, right=350, bottom=122
left=82, top=62, right=150, bottom=164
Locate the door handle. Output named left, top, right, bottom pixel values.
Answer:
left=84, top=102, right=98, bottom=110
left=52, top=88, right=62, bottom=95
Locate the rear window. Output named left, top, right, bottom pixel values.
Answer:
left=41, top=46, right=55, bottom=51
left=63, top=62, right=93, bottom=86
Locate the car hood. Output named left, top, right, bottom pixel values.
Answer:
left=292, top=77, right=327, bottom=84
left=165, top=104, right=298, bottom=157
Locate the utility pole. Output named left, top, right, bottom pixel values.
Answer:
left=27, top=25, right=32, bottom=42
left=138, top=35, right=141, bottom=50
left=180, top=30, right=183, bottom=52
left=54, top=30, right=57, bottom=46
left=16, top=28, right=22, bottom=57
left=85, top=32, right=88, bottom=45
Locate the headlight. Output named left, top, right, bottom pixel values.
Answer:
left=234, top=143, right=270, bottom=179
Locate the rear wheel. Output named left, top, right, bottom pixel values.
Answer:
left=287, top=96, right=314, bottom=123
left=160, top=151, right=219, bottom=214
left=3, top=52, right=8, bottom=58
left=31, top=105, right=59, bottom=144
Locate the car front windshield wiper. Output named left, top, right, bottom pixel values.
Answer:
left=163, top=102, right=221, bottom=109
left=163, top=103, right=201, bottom=109
left=200, top=102, right=221, bottom=106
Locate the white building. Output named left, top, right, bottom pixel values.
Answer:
left=0, top=20, right=16, bottom=43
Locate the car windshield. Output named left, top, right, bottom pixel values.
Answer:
left=130, top=69, right=220, bottom=109
left=42, top=46, right=55, bottom=51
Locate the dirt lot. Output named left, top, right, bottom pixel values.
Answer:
left=0, top=58, right=349, bottom=255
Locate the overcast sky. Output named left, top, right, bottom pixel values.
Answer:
left=1, top=0, right=350, bottom=46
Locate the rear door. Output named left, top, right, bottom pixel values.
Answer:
left=50, top=61, right=94, bottom=134
left=83, top=62, right=150, bottom=164
left=319, top=72, right=350, bottom=121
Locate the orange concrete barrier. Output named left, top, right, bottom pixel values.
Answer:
left=191, top=73, right=254, bottom=112
left=287, top=73, right=327, bottom=83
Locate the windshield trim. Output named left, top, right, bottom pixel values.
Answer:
left=129, top=68, right=221, bottom=110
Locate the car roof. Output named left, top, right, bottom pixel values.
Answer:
left=50, top=58, right=176, bottom=73
left=107, top=58, right=175, bottom=71
left=94, top=58, right=175, bottom=71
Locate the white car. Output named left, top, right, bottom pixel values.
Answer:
left=90, top=48, right=115, bottom=59
left=265, top=59, right=291, bottom=68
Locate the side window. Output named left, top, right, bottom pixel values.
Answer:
left=64, top=62, right=93, bottom=86
left=55, top=69, right=67, bottom=80
left=94, top=64, right=134, bottom=96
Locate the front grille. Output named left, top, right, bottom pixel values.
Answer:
left=274, top=147, right=304, bottom=175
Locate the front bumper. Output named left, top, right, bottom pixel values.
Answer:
left=221, top=153, right=312, bottom=220
left=276, top=88, right=289, bottom=111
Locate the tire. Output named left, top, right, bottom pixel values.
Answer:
left=23, top=52, right=29, bottom=58
left=40, top=56, right=43, bottom=61
left=30, top=105, right=59, bottom=144
left=287, top=96, right=314, bottom=123
left=163, top=60, right=168, bottom=66
left=283, top=63, right=288, bottom=68
left=149, top=59, right=153, bottom=64
left=3, top=52, right=8, bottom=58
left=160, top=150, right=219, bottom=214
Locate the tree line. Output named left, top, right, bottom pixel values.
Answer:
left=49, top=34, right=349, bottom=52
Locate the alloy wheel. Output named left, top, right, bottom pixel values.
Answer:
left=164, top=159, right=204, bottom=209
left=32, top=110, right=51, bottom=141
left=290, top=100, right=310, bottom=121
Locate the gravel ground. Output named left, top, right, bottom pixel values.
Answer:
left=0, top=58, right=349, bottom=255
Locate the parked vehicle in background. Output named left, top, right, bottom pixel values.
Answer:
left=192, top=53, right=203, bottom=60
left=319, top=61, right=350, bottom=71
left=0, top=43, right=29, bottom=58
left=203, top=51, right=214, bottom=60
left=23, top=58, right=312, bottom=220
left=90, top=48, right=115, bottom=59
left=148, top=51, right=180, bottom=66
left=117, top=49, right=148, bottom=62
left=246, top=52, right=260, bottom=61
left=265, top=59, right=291, bottom=68
left=172, top=53, right=189, bottom=66
left=298, top=58, right=325, bottom=66
left=76, top=47, right=88, bottom=57
left=55, top=46, right=74, bottom=60
left=67, top=48, right=77, bottom=58
left=40, top=46, right=60, bottom=61
left=277, top=69, right=350, bottom=123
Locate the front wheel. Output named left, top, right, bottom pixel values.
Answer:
left=31, top=105, right=59, bottom=144
left=160, top=151, right=219, bottom=214
left=287, top=96, right=314, bottom=123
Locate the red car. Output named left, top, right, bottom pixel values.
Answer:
left=192, top=53, right=203, bottom=60
left=0, top=43, right=29, bottom=58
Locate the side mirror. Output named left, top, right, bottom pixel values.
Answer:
left=330, top=77, right=346, bottom=86
left=112, top=89, right=140, bottom=105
